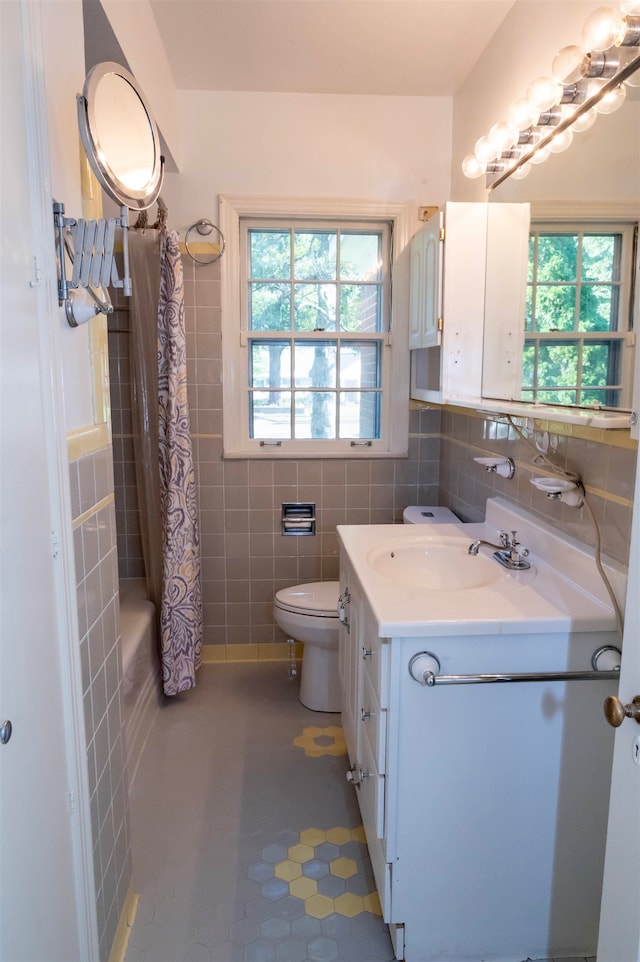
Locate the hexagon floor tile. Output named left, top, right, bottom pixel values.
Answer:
left=124, top=663, right=395, bottom=962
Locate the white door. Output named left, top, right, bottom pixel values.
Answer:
left=597, top=439, right=640, bottom=962
left=0, top=3, right=97, bottom=959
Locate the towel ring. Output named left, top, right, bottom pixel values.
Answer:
left=184, top=218, right=226, bottom=265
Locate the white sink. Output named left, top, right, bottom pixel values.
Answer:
left=367, top=538, right=502, bottom=590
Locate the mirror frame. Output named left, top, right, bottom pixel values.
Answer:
left=77, top=61, right=164, bottom=210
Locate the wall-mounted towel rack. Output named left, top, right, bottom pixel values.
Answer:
left=184, top=218, right=226, bottom=265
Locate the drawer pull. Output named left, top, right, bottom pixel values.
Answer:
left=361, top=708, right=376, bottom=721
left=362, top=647, right=373, bottom=659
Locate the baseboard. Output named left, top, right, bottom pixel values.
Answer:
left=201, top=642, right=303, bottom=663
left=108, top=888, right=139, bottom=962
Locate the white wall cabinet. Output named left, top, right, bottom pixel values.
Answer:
left=338, top=549, right=616, bottom=962
left=409, top=202, right=529, bottom=405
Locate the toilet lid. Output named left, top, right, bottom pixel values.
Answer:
left=275, top=581, right=340, bottom=617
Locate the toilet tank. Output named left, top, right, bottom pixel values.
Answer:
left=403, top=505, right=460, bottom=524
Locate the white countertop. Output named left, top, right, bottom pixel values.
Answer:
left=337, top=499, right=626, bottom=638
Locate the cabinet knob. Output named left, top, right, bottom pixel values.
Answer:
left=362, top=647, right=372, bottom=659
left=361, top=708, right=376, bottom=721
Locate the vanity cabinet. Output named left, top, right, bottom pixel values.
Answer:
left=338, top=545, right=617, bottom=962
left=409, top=202, right=529, bottom=404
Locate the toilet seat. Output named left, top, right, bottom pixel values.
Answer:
left=274, top=581, right=339, bottom=618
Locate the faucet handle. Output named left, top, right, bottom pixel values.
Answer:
left=498, top=530, right=510, bottom=547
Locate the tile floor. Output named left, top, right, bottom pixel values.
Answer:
left=123, top=662, right=599, bottom=962
left=124, top=662, right=394, bottom=962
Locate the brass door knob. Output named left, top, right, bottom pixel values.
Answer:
left=604, top=695, right=640, bottom=728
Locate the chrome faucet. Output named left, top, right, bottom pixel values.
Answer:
left=468, top=530, right=530, bottom=570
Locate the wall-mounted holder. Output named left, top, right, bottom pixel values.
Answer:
left=530, top=477, right=584, bottom=508
left=281, top=503, right=316, bottom=536
left=473, top=456, right=515, bottom=480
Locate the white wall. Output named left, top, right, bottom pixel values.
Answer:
left=42, top=0, right=95, bottom=431
left=162, top=90, right=452, bottom=232
left=450, top=0, right=640, bottom=204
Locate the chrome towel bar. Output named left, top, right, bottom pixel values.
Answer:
left=422, top=668, right=620, bottom=687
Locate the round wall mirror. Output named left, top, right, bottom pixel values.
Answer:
left=77, top=61, right=164, bottom=210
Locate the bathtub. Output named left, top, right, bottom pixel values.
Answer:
left=118, top=579, right=162, bottom=781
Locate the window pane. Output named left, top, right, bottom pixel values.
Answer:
left=582, top=235, right=616, bottom=282
left=534, top=286, right=576, bottom=332
left=294, top=342, right=337, bottom=388
left=340, top=233, right=382, bottom=281
left=250, top=283, right=291, bottom=331
left=522, top=343, right=535, bottom=388
left=250, top=230, right=290, bottom=280
left=579, top=285, right=616, bottom=332
left=294, top=231, right=336, bottom=280
left=339, top=392, right=380, bottom=439
left=340, top=285, right=381, bottom=332
left=525, top=287, right=533, bottom=332
left=250, top=391, right=292, bottom=439
left=250, top=341, right=291, bottom=388
left=340, top=342, right=380, bottom=389
left=582, top=342, right=614, bottom=387
left=536, top=388, right=578, bottom=405
left=527, top=236, right=535, bottom=283
left=538, top=341, right=579, bottom=389
left=537, top=234, right=577, bottom=282
left=294, top=284, right=337, bottom=331
left=294, top=392, right=336, bottom=439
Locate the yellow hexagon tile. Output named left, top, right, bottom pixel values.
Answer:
left=300, top=828, right=326, bottom=847
left=274, top=859, right=302, bottom=882
left=351, top=826, right=367, bottom=843
left=364, top=891, right=382, bottom=916
left=288, top=843, right=315, bottom=864
left=326, top=827, right=352, bottom=846
left=334, top=892, right=365, bottom=918
left=329, top=857, right=358, bottom=879
left=290, top=876, right=318, bottom=900
left=293, top=726, right=347, bottom=757
left=305, top=894, right=335, bottom=919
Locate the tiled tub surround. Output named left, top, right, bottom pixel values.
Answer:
left=108, top=254, right=636, bottom=661
left=69, top=445, right=133, bottom=962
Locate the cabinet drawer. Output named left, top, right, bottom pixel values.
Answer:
left=361, top=669, right=387, bottom=775
left=361, top=629, right=389, bottom=708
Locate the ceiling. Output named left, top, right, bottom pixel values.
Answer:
left=149, top=0, right=517, bottom=97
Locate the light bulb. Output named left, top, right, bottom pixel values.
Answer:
left=583, top=6, right=626, bottom=51
left=570, top=106, right=598, bottom=131
left=511, top=162, right=532, bottom=180
left=462, top=153, right=486, bottom=179
left=527, top=76, right=563, bottom=111
left=548, top=128, right=574, bottom=153
left=507, top=97, right=540, bottom=130
left=620, top=0, right=640, bottom=15
left=530, top=143, right=552, bottom=165
left=552, top=45, right=587, bottom=83
left=488, top=121, right=519, bottom=154
left=594, top=82, right=627, bottom=112
left=474, top=135, right=498, bottom=164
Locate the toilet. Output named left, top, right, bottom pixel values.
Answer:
left=273, top=581, right=341, bottom=712
left=273, top=506, right=460, bottom=713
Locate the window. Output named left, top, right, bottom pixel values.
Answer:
left=220, top=197, right=410, bottom=458
left=523, top=223, right=636, bottom=409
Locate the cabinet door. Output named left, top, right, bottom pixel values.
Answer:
left=408, top=213, right=443, bottom=350
left=338, top=562, right=360, bottom=766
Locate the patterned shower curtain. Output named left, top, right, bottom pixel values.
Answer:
left=157, top=227, right=203, bottom=694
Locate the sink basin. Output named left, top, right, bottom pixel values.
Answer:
left=366, top=538, right=503, bottom=591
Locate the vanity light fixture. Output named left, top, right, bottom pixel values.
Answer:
left=473, top=456, right=516, bottom=479
left=462, top=1, right=640, bottom=188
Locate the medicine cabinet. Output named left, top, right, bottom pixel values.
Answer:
left=409, top=202, right=530, bottom=405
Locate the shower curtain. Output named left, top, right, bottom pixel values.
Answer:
left=128, top=227, right=203, bottom=695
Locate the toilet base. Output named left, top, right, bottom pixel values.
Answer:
left=299, top=643, right=341, bottom=713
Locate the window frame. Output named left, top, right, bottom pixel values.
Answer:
left=220, top=195, right=411, bottom=458
left=523, top=216, right=637, bottom=411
